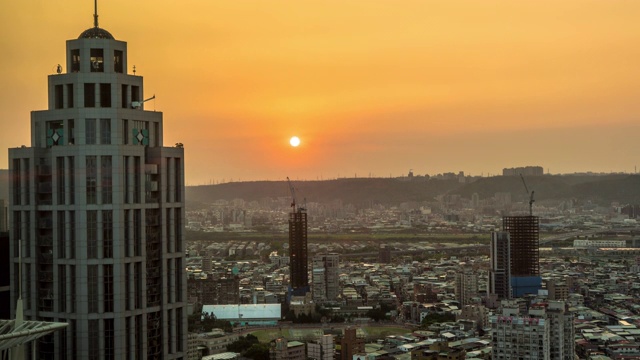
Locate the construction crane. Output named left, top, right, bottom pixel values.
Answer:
left=520, top=174, right=535, bottom=216
left=287, top=177, right=306, bottom=213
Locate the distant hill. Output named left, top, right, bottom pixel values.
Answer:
left=186, top=178, right=461, bottom=206
left=185, top=174, right=640, bottom=206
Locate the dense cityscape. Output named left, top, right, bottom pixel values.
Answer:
left=2, top=3, right=640, bottom=360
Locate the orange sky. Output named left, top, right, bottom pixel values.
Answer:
left=1, top=1, right=640, bottom=184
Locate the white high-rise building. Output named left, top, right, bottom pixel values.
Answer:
left=491, top=301, right=574, bottom=360
left=312, top=253, right=340, bottom=303
left=489, top=231, right=511, bottom=300
left=455, top=266, right=478, bottom=306
left=9, top=4, right=187, bottom=359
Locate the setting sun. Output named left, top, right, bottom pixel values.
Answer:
left=290, top=136, right=301, bottom=147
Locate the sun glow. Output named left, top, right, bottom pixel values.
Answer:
left=289, top=136, right=301, bottom=147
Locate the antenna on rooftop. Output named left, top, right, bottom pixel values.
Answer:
left=94, top=0, right=99, bottom=28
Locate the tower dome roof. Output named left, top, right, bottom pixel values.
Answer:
left=78, top=27, right=115, bottom=40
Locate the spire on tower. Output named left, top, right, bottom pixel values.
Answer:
left=94, top=0, right=99, bottom=28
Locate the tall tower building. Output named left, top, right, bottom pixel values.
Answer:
left=455, top=266, right=478, bottom=306
left=489, top=231, right=511, bottom=301
left=8, top=5, right=187, bottom=359
left=312, top=253, right=340, bottom=303
left=491, top=301, right=574, bottom=360
left=289, top=209, right=308, bottom=294
left=503, top=216, right=541, bottom=297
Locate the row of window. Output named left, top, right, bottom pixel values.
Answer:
left=45, top=118, right=160, bottom=146
left=70, top=48, right=123, bottom=74
left=53, top=83, right=140, bottom=109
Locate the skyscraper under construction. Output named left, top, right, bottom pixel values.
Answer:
left=503, top=216, right=541, bottom=297
left=289, top=210, right=308, bottom=293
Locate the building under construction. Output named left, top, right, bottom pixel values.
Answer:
left=503, top=216, right=540, bottom=277
left=289, top=211, right=309, bottom=293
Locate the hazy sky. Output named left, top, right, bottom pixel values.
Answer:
left=1, top=1, right=640, bottom=184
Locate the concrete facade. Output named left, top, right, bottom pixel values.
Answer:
left=8, top=15, right=187, bottom=359
left=312, top=253, right=340, bottom=303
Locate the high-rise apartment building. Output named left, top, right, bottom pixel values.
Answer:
left=307, top=334, right=334, bottom=360
left=339, top=328, right=365, bottom=360
left=503, top=216, right=541, bottom=297
left=311, top=253, right=340, bottom=303
left=455, top=266, right=478, bottom=306
left=489, top=231, right=511, bottom=300
left=491, top=301, right=574, bottom=360
left=289, top=210, right=308, bottom=294
left=8, top=7, right=187, bottom=358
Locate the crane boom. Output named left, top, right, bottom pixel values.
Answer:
left=520, top=174, right=535, bottom=216
left=287, top=177, right=297, bottom=210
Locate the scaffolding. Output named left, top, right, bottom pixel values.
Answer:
left=503, top=216, right=539, bottom=277
left=288, top=211, right=308, bottom=290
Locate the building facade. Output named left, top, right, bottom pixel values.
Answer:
left=455, top=266, right=478, bottom=306
left=8, top=10, right=187, bottom=359
left=307, top=335, right=334, bottom=360
left=489, top=231, right=511, bottom=300
left=312, top=253, right=340, bottom=303
left=270, top=338, right=306, bottom=360
left=289, top=211, right=308, bottom=294
left=503, top=216, right=541, bottom=297
left=339, top=328, right=365, bottom=360
left=491, top=301, right=574, bottom=360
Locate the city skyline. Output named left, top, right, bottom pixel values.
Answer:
left=2, top=1, right=640, bottom=184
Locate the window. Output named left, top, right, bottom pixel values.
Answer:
left=88, top=319, right=99, bottom=360
left=56, top=157, right=65, bottom=205
left=166, top=209, right=172, bottom=253
left=154, top=122, right=160, bottom=146
left=100, top=83, right=111, bottom=107
left=175, top=208, right=182, bottom=253
left=124, top=156, right=130, bottom=203
left=124, top=210, right=131, bottom=257
left=101, top=156, right=112, bottom=203
left=121, top=85, right=128, bottom=108
left=84, top=83, right=95, bottom=107
left=176, top=308, right=183, bottom=351
left=12, top=159, right=20, bottom=205
left=86, top=156, right=97, bottom=203
left=174, top=158, right=181, bottom=201
left=125, top=264, right=131, bottom=310
left=85, top=119, right=96, bottom=144
left=70, top=264, right=75, bottom=311
left=100, top=118, right=111, bottom=144
left=134, top=157, right=141, bottom=203
left=69, top=211, right=75, bottom=259
left=114, top=50, right=123, bottom=73
left=88, top=265, right=99, bottom=312
left=134, top=210, right=141, bottom=256
left=71, top=49, right=80, bottom=72
left=134, top=263, right=142, bottom=309
left=67, top=84, right=74, bottom=108
left=57, top=210, right=65, bottom=258
left=58, top=265, right=66, bottom=312
left=104, top=265, right=113, bottom=312
left=103, top=210, right=113, bottom=258
left=105, top=318, right=114, bottom=360
left=55, top=85, right=63, bottom=109
left=47, top=120, right=64, bottom=146
left=90, top=48, right=104, bottom=72
left=67, top=119, right=75, bottom=145
left=132, top=86, right=140, bottom=103
left=87, top=210, right=97, bottom=258
left=123, top=119, right=129, bottom=144
left=175, top=257, right=182, bottom=302
left=68, top=157, right=75, bottom=204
